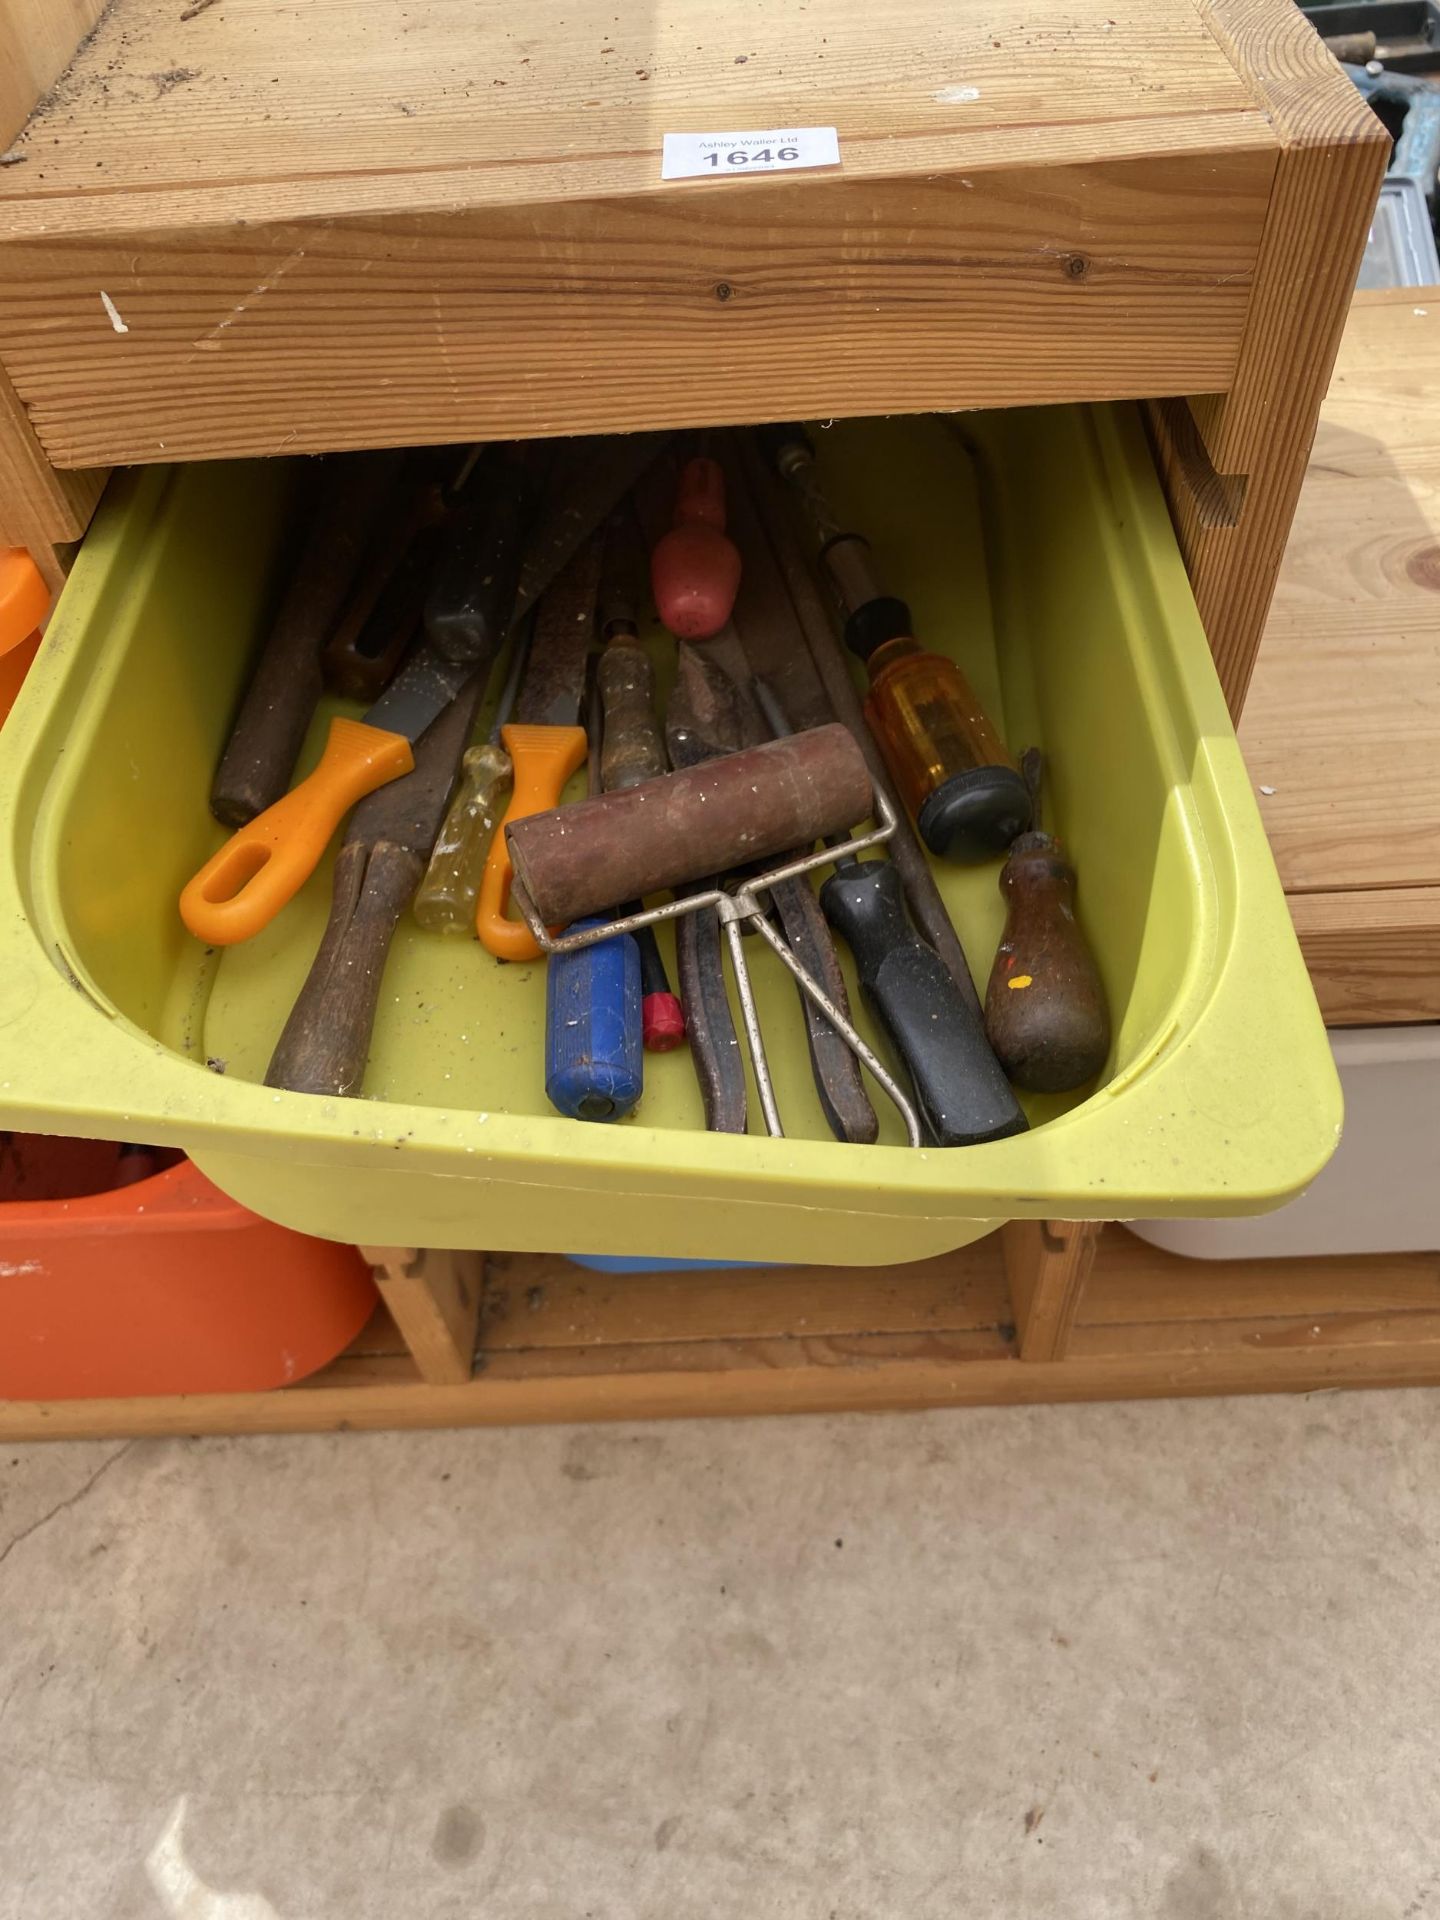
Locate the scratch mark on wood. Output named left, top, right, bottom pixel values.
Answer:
left=194, top=249, right=306, bottom=350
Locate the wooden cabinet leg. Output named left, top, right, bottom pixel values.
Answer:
left=360, top=1245, right=483, bottom=1385
left=1002, top=1220, right=1103, bottom=1362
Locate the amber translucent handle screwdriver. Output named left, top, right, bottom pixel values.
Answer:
left=474, top=722, right=588, bottom=960
left=761, top=423, right=1032, bottom=862
left=180, top=719, right=414, bottom=946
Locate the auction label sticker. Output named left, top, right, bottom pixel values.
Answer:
left=661, top=127, right=840, bottom=182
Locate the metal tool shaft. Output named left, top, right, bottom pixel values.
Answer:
left=744, top=911, right=921, bottom=1144
left=721, top=912, right=784, bottom=1138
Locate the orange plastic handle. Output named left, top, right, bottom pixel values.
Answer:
left=475, top=722, right=588, bottom=960
left=180, top=716, right=414, bottom=945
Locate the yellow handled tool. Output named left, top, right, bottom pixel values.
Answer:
left=476, top=537, right=602, bottom=960
left=412, top=614, right=535, bottom=934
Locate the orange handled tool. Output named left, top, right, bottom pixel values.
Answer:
left=476, top=537, right=601, bottom=960
left=183, top=457, right=538, bottom=947
left=180, top=718, right=416, bottom=945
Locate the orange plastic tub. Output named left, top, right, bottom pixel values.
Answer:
left=0, top=1143, right=379, bottom=1400
left=0, top=547, right=47, bottom=726
left=0, top=558, right=379, bottom=1402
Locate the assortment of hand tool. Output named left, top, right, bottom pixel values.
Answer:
left=209, top=449, right=409, bottom=827
left=509, top=717, right=924, bottom=1145
left=264, top=456, right=534, bottom=1097
left=719, top=442, right=1024, bottom=1146
left=184, top=448, right=533, bottom=948
left=663, top=640, right=878, bottom=1144
left=181, top=416, right=1110, bottom=1129
left=637, top=442, right=883, bottom=1141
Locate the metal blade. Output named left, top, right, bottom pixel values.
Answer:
left=362, top=638, right=476, bottom=744
left=664, top=637, right=746, bottom=770
left=515, top=533, right=602, bottom=727
left=717, top=434, right=835, bottom=733
left=598, top=501, right=648, bottom=640
left=345, top=666, right=489, bottom=856
left=511, top=432, right=668, bottom=628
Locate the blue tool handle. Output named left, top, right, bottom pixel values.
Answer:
left=545, top=916, right=644, bottom=1122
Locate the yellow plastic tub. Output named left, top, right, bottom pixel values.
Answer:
left=0, top=407, right=1339, bottom=1263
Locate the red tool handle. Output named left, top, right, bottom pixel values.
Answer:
left=650, top=457, right=742, bottom=641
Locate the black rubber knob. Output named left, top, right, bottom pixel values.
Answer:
left=917, top=765, right=1033, bottom=863
left=842, top=594, right=913, bottom=662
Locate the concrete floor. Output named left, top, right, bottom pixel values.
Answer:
left=0, top=1392, right=1436, bottom=1918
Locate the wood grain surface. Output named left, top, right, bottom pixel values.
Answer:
left=1241, top=288, right=1440, bottom=1023
left=1150, top=0, right=1387, bottom=712
left=1288, top=889, right=1440, bottom=1026
left=361, top=1245, right=482, bottom=1387
left=0, top=0, right=106, bottom=149
left=0, top=0, right=1263, bottom=219
left=0, top=349, right=104, bottom=577
left=3, top=1230, right=1438, bottom=1440
left=1243, top=292, right=1440, bottom=892
left=0, top=156, right=1269, bottom=470
left=1002, top=1219, right=1104, bottom=1362
left=0, top=0, right=1278, bottom=467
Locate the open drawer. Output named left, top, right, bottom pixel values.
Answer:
left=0, top=405, right=1338, bottom=1265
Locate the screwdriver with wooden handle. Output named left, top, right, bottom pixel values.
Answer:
left=760, top=423, right=1033, bottom=862
left=983, top=750, right=1111, bottom=1092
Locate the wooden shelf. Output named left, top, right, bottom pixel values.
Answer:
left=0, top=4, right=1419, bottom=1444
left=0, top=0, right=1281, bottom=472
left=4, top=1231, right=1438, bottom=1440
left=0, top=0, right=1386, bottom=706
left=1241, top=287, right=1440, bottom=1025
